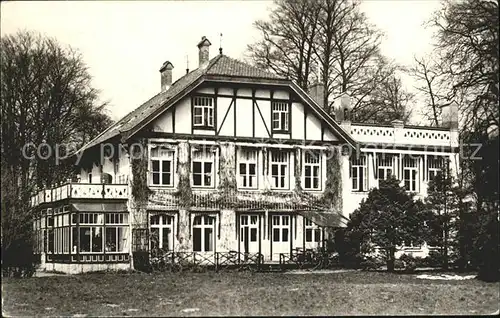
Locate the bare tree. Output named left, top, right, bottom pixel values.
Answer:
left=354, top=68, right=414, bottom=124
left=247, top=0, right=320, bottom=90
left=314, top=0, right=382, bottom=114
left=248, top=0, right=411, bottom=123
left=409, top=56, right=451, bottom=127
left=430, top=0, right=499, bottom=134
left=1, top=31, right=112, bottom=276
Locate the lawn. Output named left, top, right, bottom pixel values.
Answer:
left=2, top=270, right=499, bottom=316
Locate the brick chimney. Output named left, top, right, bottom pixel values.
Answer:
left=335, top=92, right=351, bottom=123
left=159, top=61, right=174, bottom=92
left=441, top=101, right=459, bottom=130
left=308, top=82, right=325, bottom=108
left=197, top=36, right=211, bottom=69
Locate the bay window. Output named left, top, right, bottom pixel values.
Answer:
left=270, top=151, right=289, bottom=189
left=105, top=213, right=129, bottom=253
left=304, top=151, right=321, bottom=190
left=238, top=148, right=258, bottom=189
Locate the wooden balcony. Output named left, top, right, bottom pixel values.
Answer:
left=30, top=183, right=128, bottom=207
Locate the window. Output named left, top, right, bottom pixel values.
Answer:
left=193, top=215, right=215, bottom=252
left=272, top=215, right=289, bottom=242
left=351, top=155, right=367, bottom=191
left=403, top=155, right=419, bottom=192
left=304, top=151, right=321, bottom=190
left=240, top=215, right=258, bottom=242
left=88, top=173, right=92, bottom=183
left=377, top=154, right=394, bottom=181
left=427, top=156, right=444, bottom=181
left=305, top=218, right=321, bottom=243
left=272, top=102, right=289, bottom=132
left=105, top=213, right=129, bottom=253
left=238, top=149, right=258, bottom=189
left=270, top=151, right=289, bottom=189
left=79, top=213, right=104, bottom=253
left=193, top=96, right=214, bottom=128
left=117, top=175, right=127, bottom=184
left=79, top=227, right=103, bottom=252
left=192, top=149, right=215, bottom=187
left=150, top=147, right=174, bottom=186
left=150, top=214, right=173, bottom=251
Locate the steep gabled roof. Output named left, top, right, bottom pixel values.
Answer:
left=76, top=54, right=355, bottom=155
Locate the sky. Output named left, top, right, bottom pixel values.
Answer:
left=1, top=0, right=442, bottom=123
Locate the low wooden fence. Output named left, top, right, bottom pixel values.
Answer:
left=150, top=250, right=264, bottom=272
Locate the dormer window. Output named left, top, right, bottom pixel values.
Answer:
left=193, top=96, right=214, bottom=128
left=271, top=101, right=289, bottom=132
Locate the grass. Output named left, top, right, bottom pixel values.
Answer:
left=2, top=270, right=499, bottom=316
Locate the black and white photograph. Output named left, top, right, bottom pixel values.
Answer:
left=1, top=0, right=499, bottom=316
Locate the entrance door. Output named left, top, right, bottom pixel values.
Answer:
left=271, top=214, right=291, bottom=260
left=240, top=215, right=259, bottom=254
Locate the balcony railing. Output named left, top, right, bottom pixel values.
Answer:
left=350, top=124, right=457, bottom=147
left=30, top=182, right=128, bottom=207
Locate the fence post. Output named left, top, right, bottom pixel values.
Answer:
left=215, top=253, right=219, bottom=272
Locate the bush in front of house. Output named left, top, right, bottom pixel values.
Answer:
left=399, top=254, right=418, bottom=273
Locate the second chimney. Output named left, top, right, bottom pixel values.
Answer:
left=441, top=101, right=459, bottom=130
left=160, top=61, right=174, bottom=92
left=309, top=82, right=325, bottom=109
left=197, top=36, right=211, bottom=69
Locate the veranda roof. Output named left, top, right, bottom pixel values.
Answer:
left=71, top=202, right=128, bottom=213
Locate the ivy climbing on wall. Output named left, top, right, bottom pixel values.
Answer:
left=321, top=146, right=342, bottom=212
left=175, top=141, right=192, bottom=209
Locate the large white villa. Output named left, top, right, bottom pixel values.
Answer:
left=31, top=36, right=459, bottom=274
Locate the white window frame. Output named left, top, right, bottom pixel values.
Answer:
left=352, top=155, right=368, bottom=192
left=78, top=213, right=104, bottom=253
left=305, top=218, right=322, bottom=243
left=303, top=150, right=321, bottom=190
left=270, top=151, right=289, bottom=190
left=150, top=146, right=175, bottom=187
left=240, top=215, right=258, bottom=243
left=105, top=213, right=129, bottom=253
left=150, top=214, right=174, bottom=251
left=427, top=156, right=444, bottom=182
left=403, top=155, right=419, bottom=192
left=376, top=154, right=394, bottom=181
left=238, top=149, right=258, bottom=189
left=271, top=101, right=289, bottom=132
left=191, top=148, right=216, bottom=188
left=193, top=96, right=214, bottom=128
left=272, top=215, right=290, bottom=242
left=193, top=215, right=216, bottom=252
